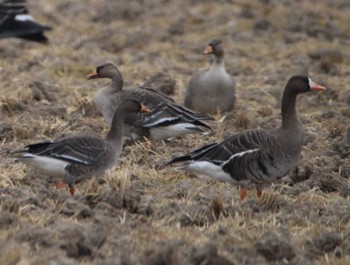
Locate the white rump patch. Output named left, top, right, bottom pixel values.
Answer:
left=16, top=154, right=69, bottom=178
left=150, top=123, right=205, bottom=140
left=15, top=15, right=34, bottom=22
left=182, top=161, right=235, bottom=183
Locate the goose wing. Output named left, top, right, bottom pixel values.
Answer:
left=169, top=129, right=274, bottom=165
left=0, top=0, right=26, bottom=23
left=140, top=86, right=175, bottom=103
left=124, top=87, right=214, bottom=129
left=15, top=136, right=107, bottom=165
left=0, top=0, right=51, bottom=41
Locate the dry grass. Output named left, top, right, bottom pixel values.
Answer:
left=0, top=0, right=350, bottom=264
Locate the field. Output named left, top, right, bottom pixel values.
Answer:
left=1, top=0, right=350, bottom=264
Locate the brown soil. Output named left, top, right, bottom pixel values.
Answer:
left=1, top=0, right=350, bottom=264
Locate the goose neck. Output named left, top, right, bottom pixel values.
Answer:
left=106, top=112, right=124, bottom=146
left=210, top=56, right=225, bottom=71
left=281, top=90, right=300, bottom=130
left=111, top=76, right=123, bottom=92
left=213, top=53, right=224, bottom=65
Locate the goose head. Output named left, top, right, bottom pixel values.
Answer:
left=203, top=39, right=224, bottom=58
left=86, top=63, right=122, bottom=80
left=286, top=75, right=326, bottom=95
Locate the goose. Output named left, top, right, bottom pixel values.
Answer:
left=86, top=63, right=214, bottom=142
left=13, top=99, right=149, bottom=195
left=169, top=76, right=326, bottom=201
left=184, top=39, right=235, bottom=114
left=0, top=0, right=51, bottom=43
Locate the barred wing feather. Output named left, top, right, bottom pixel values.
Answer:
left=21, top=137, right=106, bottom=165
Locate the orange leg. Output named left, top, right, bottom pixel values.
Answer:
left=256, top=184, right=264, bottom=199
left=256, top=189, right=263, bottom=199
left=69, top=185, right=76, bottom=196
left=56, top=180, right=66, bottom=189
left=240, top=187, right=247, bottom=201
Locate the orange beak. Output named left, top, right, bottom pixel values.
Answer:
left=203, top=45, right=214, bottom=55
left=310, top=84, right=326, bottom=91
left=140, top=104, right=151, bottom=113
left=309, top=78, right=326, bottom=91
left=86, top=69, right=99, bottom=80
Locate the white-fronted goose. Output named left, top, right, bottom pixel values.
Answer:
left=184, top=39, right=235, bottom=114
left=13, top=99, right=149, bottom=195
left=0, top=0, right=51, bottom=43
left=86, top=63, right=214, bottom=142
left=169, top=76, right=325, bottom=201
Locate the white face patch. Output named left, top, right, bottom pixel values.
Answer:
left=308, top=77, right=315, bottom=89
left=308, top=77, right=325, bottom=91
left=15, top=14, right=34, bottom=22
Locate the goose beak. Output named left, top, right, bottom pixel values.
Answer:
left=140, top=104, right=151, bottom=113
left=311, top=84, right=326, bottom=91
left=309, top=78, right=326, bottom=91
left=86, top=70, right=99, bottom=80
left=203, top=45, right=214, bottom=55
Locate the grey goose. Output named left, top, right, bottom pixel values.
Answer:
left=13, top=99, right=150, bottom=195
left=0, top=0, right=51, bottom=43
left=184, top=39, right=235, bottom=114
left=169, top=76, right=326, bottom=201
left=86, top=63, right=214, bottom=142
